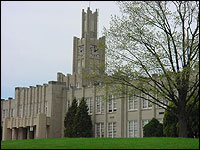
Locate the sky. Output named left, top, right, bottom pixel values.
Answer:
left=1, top=1, right=121, bottom=99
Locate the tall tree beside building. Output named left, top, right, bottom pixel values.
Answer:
left=163, top=100, right=199, bottom=138
left=73, top=97, right=93, bottom=137
left=103, top=1, right=199, bottom=137
left=64, top=98, right=78, bottom=137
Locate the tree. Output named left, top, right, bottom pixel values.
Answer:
left=64, top=98, right=78, bottom=137
left=143, top=118, right=163, bottom=137
left=73, top=97, right=93, bottom=137
left=103, top=1, right=199, bottom=137
left=163, top=100, right=199, bottom=138
left=163, top=103, right=178, bottom=137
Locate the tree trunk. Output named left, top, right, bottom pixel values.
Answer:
left=178, top=109, right=188, bottom=137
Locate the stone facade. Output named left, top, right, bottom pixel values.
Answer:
left=1, top=7, right=165, bottom=140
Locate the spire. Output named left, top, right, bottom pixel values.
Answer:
left=82, top=6, right=98, bottom=39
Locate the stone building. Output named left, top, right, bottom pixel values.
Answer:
left=1, top=7, right=166, bottom=141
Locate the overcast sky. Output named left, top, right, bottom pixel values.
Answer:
left=1, top=1, right=120, bottom=99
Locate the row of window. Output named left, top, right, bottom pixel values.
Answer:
left=96, top=122, right=116, bottom=138
left=2, top=109, right=14, bottom=118
left=67, top=95, right=117, bottom=115
left=67, top=95, right=168, bottom=115
left=95, top=119, right=163, bottom=138
left=18, top=101, right=48, bottom=118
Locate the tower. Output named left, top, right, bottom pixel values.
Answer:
left=72, top=7, right=105, bottom=86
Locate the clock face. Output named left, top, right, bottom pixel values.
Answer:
left=90, top=45, right=99, bottom=57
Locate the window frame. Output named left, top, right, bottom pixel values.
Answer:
left=128, top=95, right=138, bottom=111
left=96, top=122, right=104, bottom=138
left=107, top=122, right=117, bottom=138
left=86, top=97, right=93, bottom=115
left=108, top=95, right=117, bottom=113
left=128, top=120, right=138, bottom=138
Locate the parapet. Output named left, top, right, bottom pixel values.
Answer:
left=57, top=72, right=66, bottom=82
left=48, top=81, right=66, bottom=85
left=8, top=97, right=13, bottom=100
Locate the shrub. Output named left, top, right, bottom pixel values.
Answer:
left=143, top=118, right=163, bottom=137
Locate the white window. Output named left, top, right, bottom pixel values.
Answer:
left=142, top=94, right=152, bottom=109
left=96, top=96, right=104, bottom=114
left=128, top=120, right=138, bottom=137
left=108, top=95, right=117, bottom=112
left=96, top=123, right=104, bottom=138
left=142, top=119, right=150, bottom=137
left=128, top=95, right=138, bottom=110
left=86, top=97, right=93, bottom=114
left=107, top=122, right=117, bottom=138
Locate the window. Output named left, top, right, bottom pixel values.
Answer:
left=107, top=122, right=117, bottom=138
left=142, top=94, right=152, bottom=109
left=96, top=96, right=104, bottom=114
left=128, top=120, right=138, bottom=137
left=96, top=123, right=104, bottom=138
left=86, top=97, right=93, bottom=114
left=108, top=95, right=117, bottom=112
left=128, top=95, right=138, bottom=110
left=142, top=119, right=150, bottom=137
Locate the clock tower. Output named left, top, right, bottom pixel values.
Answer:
left=72, top=7, right=105, bottom=86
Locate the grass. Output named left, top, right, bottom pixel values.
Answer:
left=1, top=137, right=199, bottom=149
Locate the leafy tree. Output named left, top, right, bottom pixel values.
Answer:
left=143, top=118, right=163, bottom=137
left=187, top=100, right=199, bottom=138
left=64, top=98, right=78, bottom=137
left=163, top=103, right=178, bottom=137
left=103, top=1, right=199, bottom=137
left=163, top=100, right=199, bottom=138
left=73, top=97, right=93, bottom=137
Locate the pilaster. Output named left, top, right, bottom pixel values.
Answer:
left=36, top=113, right=47, bottom=139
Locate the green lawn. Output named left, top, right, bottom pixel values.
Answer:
left=1, top=137, right=199, bottom=149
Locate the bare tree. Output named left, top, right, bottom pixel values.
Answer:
left=103, top=1, right=199, bottom=137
